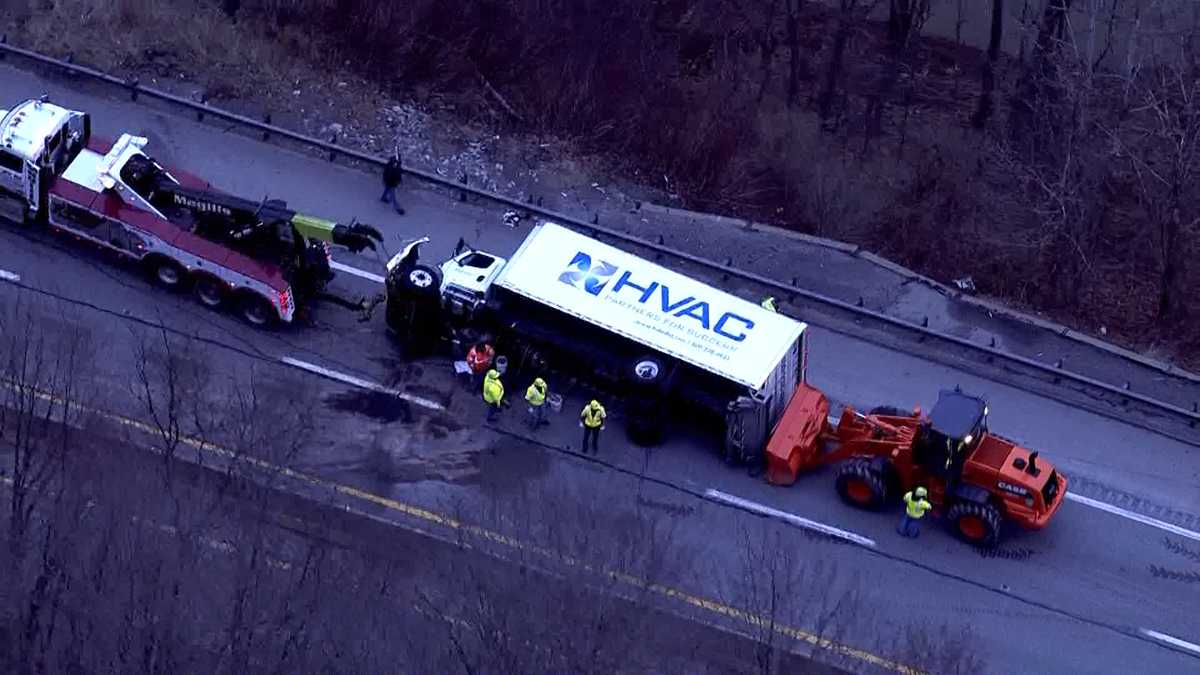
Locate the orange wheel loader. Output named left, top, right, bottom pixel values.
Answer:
left=764, top=384, right=1068, bottom=547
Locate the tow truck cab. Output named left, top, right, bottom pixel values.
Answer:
left=0, top=97, right=91, bottom=220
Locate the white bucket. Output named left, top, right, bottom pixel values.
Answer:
left=547, top=393, right=563, bottom=413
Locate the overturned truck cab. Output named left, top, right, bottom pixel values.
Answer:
left=384, top=222, right=809, bottom=462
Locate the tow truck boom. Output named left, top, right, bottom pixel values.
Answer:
left=120, top=153, right=384, bottom=254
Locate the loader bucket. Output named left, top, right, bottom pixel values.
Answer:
left=765, top=384, right=831, bottom=486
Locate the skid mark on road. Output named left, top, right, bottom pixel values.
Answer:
left=704, top=489, right=877, bottom=548
left=0, top=378, right=920, bottom=675
left=1067, top=493, right=1200, bottom=543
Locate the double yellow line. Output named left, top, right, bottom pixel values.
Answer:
left=0, top=377, right=922, bottom=674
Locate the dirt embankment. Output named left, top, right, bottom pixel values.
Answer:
left=4, top=0, right=1197, bottom=365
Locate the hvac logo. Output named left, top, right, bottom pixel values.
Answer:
left=558, top=251, right=618, bottom=296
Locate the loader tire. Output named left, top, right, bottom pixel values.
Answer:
left=947, top=501, right=1003, bottom=548
left=835, top=458, right=890, bottom=510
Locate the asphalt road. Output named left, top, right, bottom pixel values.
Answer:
left=1, top=63, right=1199, bottom=673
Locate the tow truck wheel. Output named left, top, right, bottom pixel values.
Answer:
left=947, top=501, right=1003, bottom=548
left=835, top=458, right=890, bottom=510
left=239, top=294, right=277, bottom=328
left=193, top=276, right=225, bottom=308
left=148, top=258, right=186, bottom=290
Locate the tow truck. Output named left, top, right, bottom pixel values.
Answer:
left=385, top=224, right=1068, bottom=547
left=0, top=96, right=383, bottom=325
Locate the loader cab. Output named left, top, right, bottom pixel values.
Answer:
left=913, top=390, right=988, bottom=478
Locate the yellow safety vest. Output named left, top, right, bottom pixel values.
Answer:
left=526, top=383, right=546, bottom=406
left=483, top=377, right=504, bottom=405
left=903, top=492, right=932, bottom=519
left=581, top=404, right=606, bottom=428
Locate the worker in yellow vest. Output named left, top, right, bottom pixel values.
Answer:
left=579, top=399, right=606, bottom=454
left=898, top=486, right=932, bottom=538
left=525, top=377, right=548, bottom=429
left=482, top=369, right=504, bottom=422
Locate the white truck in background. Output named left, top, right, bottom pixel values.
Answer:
left=384, top=221, right=808, bottom=461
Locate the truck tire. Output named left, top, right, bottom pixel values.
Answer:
left=398, top=264, right=441, bottom=298
left=193, top=275, right=225, bottom=309
left=835, top=458, right=891, bottom=510
left=947, top=501, right=1003, bottom=548
left=239, top=293, right=278, bottom=328
left=148, top=258, right=186, bottom=291
left=630, top=355, right=666, bottom=389
left=868, top=405, right=908, bottom=417
left=626, top=355, right=668, bottom=446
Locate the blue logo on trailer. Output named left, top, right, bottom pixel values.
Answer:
left=558, top=250, right=756, bottom=343
left=558, top=251, right=618, bottom=295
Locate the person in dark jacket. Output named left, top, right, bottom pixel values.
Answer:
left=380, top=151, right=405, bottom=215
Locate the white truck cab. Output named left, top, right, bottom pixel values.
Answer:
left=0, top=96, right=91, bottom=218
left=386, top=236, right=507, bottom=318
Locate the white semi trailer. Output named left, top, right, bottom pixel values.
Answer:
left=384, top=221, right=808, bottom=461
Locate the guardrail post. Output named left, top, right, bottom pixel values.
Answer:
left=128, top=77, right=139, bottom=101
left=328, top=134, right=338, bottom=161
left=856, top=296, right=864, bottom=307
left=591, top=213, right=599, bottom=225
left=921, top=316, right=929, bottom=327
left=262, top=114, right=272, bottom=141
left=458, top=173, right=468, bottom=202
left=0, top=35, right=7, bottom=60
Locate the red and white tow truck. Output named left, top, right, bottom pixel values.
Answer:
left=0, top=96, right=385, bottom=325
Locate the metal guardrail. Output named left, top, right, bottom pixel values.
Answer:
left=2, top=38, right=1198, bottom=434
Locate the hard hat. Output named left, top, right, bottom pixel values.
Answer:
left=914, top=487, right=928, bottom=498
left=534, top=378, right=546, bottom=388
left=486, top=369, right=499, bottom=379
left=589, top=399, right=600, bottom=409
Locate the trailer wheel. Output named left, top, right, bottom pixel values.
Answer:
left=947, top=501, right=1002, bottom=548
left=193, top=276, right=225, bottom=308
left=148, top=258, right=186, bottom=290
left=631, top=355, right=665, bottom=387
left=835, top=458, right=890, bottom=510
left=627, top=355, right=668, bottom=446
left=239, top=293, right=278, bottom=328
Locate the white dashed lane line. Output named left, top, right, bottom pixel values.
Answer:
left=1139, top=629, right=1200, bottom=656
left=330, top=260, right=385, bottom=284
left=1066, top=493, right=1200, bottom=543
left=704, top=489, right=877, bottom=548
left=279, top=356, right=443, bottom=412
left=0, top=269, right=20, bottom=282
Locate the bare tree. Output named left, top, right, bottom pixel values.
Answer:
left=1105, top=41, right=1200, bottom=320
left=972, top=0, right=1006, bottom=128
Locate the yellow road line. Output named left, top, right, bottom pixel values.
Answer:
left=0, top=378, right=923, bottom=674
